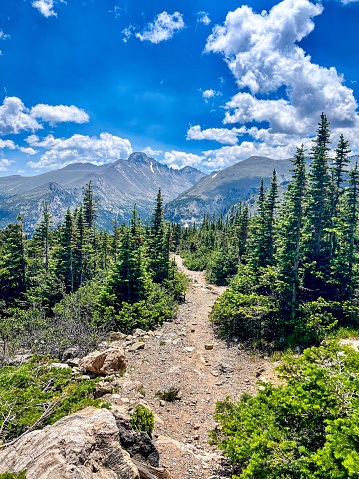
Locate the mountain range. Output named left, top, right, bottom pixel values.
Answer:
left=0, top=152, right=205, bottom=233
left=164, top=156, right=293, bottom=225
left=1, top=153, right=358, bottom=233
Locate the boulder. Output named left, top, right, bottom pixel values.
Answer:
left=110, top=331, right=127, bottom=341
left=0, top=407, right=140, bottom=478
left=81, top=348, right=126, bottom=375
left=115, top=414, right=160, bottom=467
left=62, top=347, right=82, bottom=362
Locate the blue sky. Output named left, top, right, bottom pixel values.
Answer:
left=0, top=0, right=358, bottom=175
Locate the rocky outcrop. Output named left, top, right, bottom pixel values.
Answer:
left=81, top=348, right=126, bottom=375
left=115, top=415, right=160, bottom=467
left=0, top=407, right=140, bottom=478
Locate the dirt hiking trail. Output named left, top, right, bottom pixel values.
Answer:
left=123, top=255, right=274, bottom=479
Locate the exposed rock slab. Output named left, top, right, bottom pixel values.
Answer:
left=0, top=407, right=140, bottom=479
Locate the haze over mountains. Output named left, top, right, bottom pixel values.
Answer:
left=164, top=156, right=294, bottom=225
left=1, top=153, right=358, bottom=233
left=0, top=152, right=205, bottom=233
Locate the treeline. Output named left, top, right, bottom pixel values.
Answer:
left=0, top=186, right=187, bottom=358
left=179, top=114, right=359, bottom=347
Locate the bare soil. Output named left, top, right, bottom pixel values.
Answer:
left=113, top=255, right=277, bottom=479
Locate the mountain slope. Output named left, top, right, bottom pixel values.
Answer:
left=164, top=156, right=293, bottom=225
left=0, top=152, right=206, bottom=233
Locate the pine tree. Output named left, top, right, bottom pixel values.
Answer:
left=0, top=220, right=27, bottom=302
left=276, top=146, right=307, bottom=314
left=83, top=181, right=99, bottom=229
left=330, top=163, right=359, bottom=300
left=52, top=209, right=74, bottom=293
left=303, top=113, right=332, bottom=291
left=263, top=169, right=279, bottom=265
left=34, top=203, right=53, bottom=273
left=148, top=189, right=170, bottom=283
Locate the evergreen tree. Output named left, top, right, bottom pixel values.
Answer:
left=0, top=221, right=27, bottom=302
left=83, top=181, right=99, bottom=229
left=34, top=203, right=52, bottom=273
left=52, top=209, right=74, bottom=293
left=303, top=113, right=332, bottom=290
left=148, top=189, right=170, bottom=283
left=276, top=146, right=307, bottom=314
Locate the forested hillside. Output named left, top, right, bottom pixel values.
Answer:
left=178, top=114, right=359, bottom=349
left=0, top=185, right=187, bottom=359
left=177, top=114, right=359, bottom=478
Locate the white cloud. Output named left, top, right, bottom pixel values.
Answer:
left=0, top=97, right=90, bottom=136
left=202, top=89, right=216, bottom=99
left=341, top=0, right=359, bottom=4
left=164, top=150, right=205, bottom=169
left=0, top=159, right=14, bottom=172
left=143, top=146, right=162, bottom=157
left=196, top=0, right=359, bottom=169
left=136, top=12, right=185, bottom=44
left=122, top=25, right=135, bottom=43
left=0, top=139, right=16, bottom=150
left=17, top=169, right=26, bottom=174
left=202, top=142, right=307, bottom=170
left=32, top=0, right=57, bottom=18
left=0, top=30, right=10, bottom=41
left=0, top=97, right=42, bottom=136
left=30, top=104, right=89, bottom=125
left=26, top=132, right=133, bottom=169
left=187, top=125, right=246, bottom=145
left=18, top=147, right=38, bottom=155
left=197, top=12, right=211, bottom=25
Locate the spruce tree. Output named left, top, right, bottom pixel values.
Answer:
left=83, top=181, right=99, bottom=229
left=276, top=146, right=307, bottom=314
left=303, top=113, right=332, bottom=291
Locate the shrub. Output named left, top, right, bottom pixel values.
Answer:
left=0, top=473, right=27, bottom=479
left=130, top=405, right=154, bottom=436
left=210, top=342, right=359, bottom=478
left=0, top=356, right=105, bottom=442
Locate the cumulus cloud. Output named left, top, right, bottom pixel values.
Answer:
left=26, top=132, right=133, bottom=169
left=0, top=97, right=90, bottom=136
left=197, top=12, right=211, bottom=25
left=18, top=147, right=38, bottom=155
left=187, top=125, right=245, bottom=145
left=0, top=97, right=42, bottom=135
left=31, top=104, right=90, bottom=125
left=143, top=146, right=162, bottom=157
left=199, top=0, right=359, bottom=168
left=136, top=12, right=185, bottom=44
left=0, top=139, right=16, bottom=150
left=164, top=150, right=205, bottom=169
left=32, top=0, right=57, bottom=18
left=202, top=89, right=216, bottom=99
left=0, top=159, right=14, bottom=172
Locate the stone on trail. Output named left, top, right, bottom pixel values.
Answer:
left=80, top=348, right=126, bottom=375
left=128, top=342, right=145, bottom=352
left=205, top=344, right=214, bottom=350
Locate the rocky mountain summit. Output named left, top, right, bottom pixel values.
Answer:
left=0, top=153, right=206, bottom=233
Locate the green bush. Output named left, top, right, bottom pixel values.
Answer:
left=210, top=342, right=359, bottom=478
left=115, top=284, right=177, bottom=332
left=0, top=356, right=105, bottom=442
left=130, top=405, right=154, bottom=436
left=0, top=473, right=27, bottom=479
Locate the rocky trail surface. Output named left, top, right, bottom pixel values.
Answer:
left=107, top=255, right=275, bottom=479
